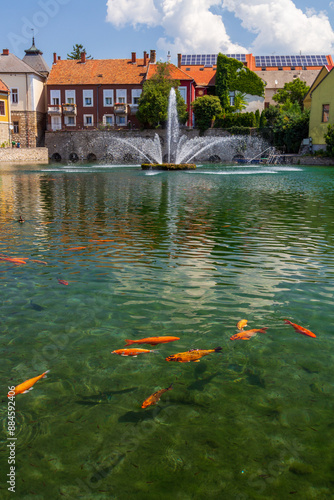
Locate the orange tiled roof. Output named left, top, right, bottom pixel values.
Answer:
left=180, top=65, right=216, bottom=86
left=47, top=58, right=148, bottom=85
left=147, top=63, right=193, bottom=81
left=0, top=78, right=9, bottom=93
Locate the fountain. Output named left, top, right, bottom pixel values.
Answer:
left=109, top=88, right=271, bottom=168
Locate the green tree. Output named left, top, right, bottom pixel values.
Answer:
left=233, top=92, right=247, bottom=112
left=272, top=103, right=310, bottom=153
left=67, top=44, right=92, bottom=60
left=137, top=62, right=188, bottom=128
left=324, top=124, right=334, bottom=157
left=192, top=95, right=222, bottom=132
left=215, top=53, right=265, bottom=111
left=272, top=78, right=309, bottom=109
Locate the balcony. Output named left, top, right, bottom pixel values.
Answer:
left=129, top=104, right=139, bottom=114
left=62, top=104, right=77, bottom=116
left=114, top=103, right=127, bottom=114
left=48, top=105, right=62, bottom=115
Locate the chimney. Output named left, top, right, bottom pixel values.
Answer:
left=53, top=52, right=57, bottom=64
left=177, top=54, right=182, bottom=69
left=143, top=51, right=148, bottom=66
left=150, top=50, right=156, bottom=64
left=131, top=52, right=136, bottom=64
left=58, top=55, right=61, bottom=60
left=81, top=51, right=86, bottom=63
left=2, top=49, right=9, bottom=56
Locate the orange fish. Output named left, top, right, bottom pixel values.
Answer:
left=112, top=348, right=156, bottom=357
left=165, top=347, right=222, bottom=363
left=0, top=256, right=27, bottom=265
left=141, top=384, right=173, bottom=408
left=236, top=319, right=248, bottom=331
left=8, top=370, right=49, bottom=396
left=30, top=259, right=48, bottom=265
left=66, top=247, right=86, bottom=251
left=284, top=320, right=316, bottom=338
left=125, top=336, right=180, bottom=346
left=230, top=328, right=268, bottom=340
left=58, top=279, right=69, bottom=285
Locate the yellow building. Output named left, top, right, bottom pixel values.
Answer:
left=308, top=67, right=334, bottom=149
left=0, top=78, right=10, bottom=145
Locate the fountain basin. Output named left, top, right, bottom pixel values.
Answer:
left=141, top=163, right=196, bottom=170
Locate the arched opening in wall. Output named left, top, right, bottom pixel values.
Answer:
left=69, top=152, right=79, bottom=162
left=123, top=153, right=134, bottom=163
left=87, top=153, right=97, bottom=162
left=232, top=154, right=246, bottom=163
left=208, top=155, right=221, bottom=163
left=51, top=152, right=62, bottom=162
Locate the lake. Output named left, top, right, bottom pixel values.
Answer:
left=1, top=162, right=334, bottom=500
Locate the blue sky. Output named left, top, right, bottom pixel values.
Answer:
left=3, top=0, right=334, bottom=67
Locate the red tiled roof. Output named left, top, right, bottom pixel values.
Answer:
left=147, top=63, right=193, bottom=81
left=179, top=65, right=216, bottom=86
left=47, top=58, right=148, bottom=85
left=0, top=78, right=9, bottom=93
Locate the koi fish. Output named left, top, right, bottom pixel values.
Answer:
left=236, top=319, right=248, bottom=331
left=230, top=328, right=268, bottom=340
left=125, top=336, right=180, bottom=346
left=58, top=279, right=69, bottom=285
left=165, top=347, right=222, bottom=363
left=30, top=259, right=48, bottom=265
left=111, top=348, right=156, bottom=357
left=141, top=384, right=173, bottom=408
left=284, top=320, right=316, bottom=338
left=0, top=256, right=27, bottom=265
left=66, top=247, right=86, bottom=251
left=8, top=370, right=49, bottom=396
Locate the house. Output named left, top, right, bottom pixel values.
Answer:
left=178, top=53, right=333, bottom=112
left=0, top=78, right=10, bottom=145
left=308, top=67, right=334, bottom=150
left=304, top=64, right=334, bottom=110
left=0, top=42, right=49, bottom=147
left=46, top=50, right=153, bottom=131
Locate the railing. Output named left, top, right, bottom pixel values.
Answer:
left=62, top=104, right=77, bottom=116
left=114, top=103, right=127, bottom=114
left=47, top=105, right=62, bottom=114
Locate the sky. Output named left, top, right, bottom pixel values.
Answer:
left=2, top=0, right=334, bottom=68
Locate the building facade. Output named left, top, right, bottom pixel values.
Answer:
left=308, top=67, right=334, bottom=149
left=0, top=78, right=10, bottom=145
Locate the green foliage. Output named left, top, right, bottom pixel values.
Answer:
left=192, top=95, right=222, bottom=132
left=272, top=78, right=309, bottom=109
left=255, top=109, right=260, bottom=127
left=136, top=62, right=188, bottom=128
left=324, top=124, right=334, bottom=157
left=232, top=92, right=247, bottom=112
left=215, top=112, right=256, bottom=128
left=227, top=126, right=251, bottom=135
left=272, top=107, right=310, bottom=153
left=259, top=110, right=267, bottom=128
left=67, top=44, right=92, bottom=60
left=215, top=53, right=265, bottom=110
left=262, top=105, right=281, bottom=126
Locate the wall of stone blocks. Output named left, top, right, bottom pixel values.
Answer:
left=0, top=147, right=49, bottom=163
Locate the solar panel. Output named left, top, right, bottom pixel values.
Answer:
left=181, top=53, right=246, bottom=65
left=255, top=54, right=328, bottom=67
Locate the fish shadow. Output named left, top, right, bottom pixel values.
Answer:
left=118, top=407, right=162, bottom=423
left=90, top=453, right=125, bottom=483
left=76, top=387, right=137, bottom=406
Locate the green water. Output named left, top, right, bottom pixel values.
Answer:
left=1, top=162, right=334, bottom=500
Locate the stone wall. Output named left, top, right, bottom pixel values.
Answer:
left=45, top=129, right=274, bottom=163
left=0, top=147, right=48, bottom=163
left=0, top=123, right=10, bottom=145
left=11, top=111, right=46, bottom=148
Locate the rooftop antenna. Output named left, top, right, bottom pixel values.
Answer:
left=31, top=28, right=35, bottom=45
left=167, top=50, right=171, bottom=63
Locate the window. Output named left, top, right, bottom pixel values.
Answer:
left=131, top=89, right=142, bottom=105
left=65, top=90, right=76, bottom=104
left=116, top=89, right=126, bottom=104
left=229, top=91, right=235, bottom=107
left=64, top=116, right=75, bottom=126
left=104, top=115, right=114, bottom=125
left=83, top=90, right=93, bottom=107
left=103, top=89, right=113, bottom=106
left=0, top=101, right=5, bottom=115
left=84, top=114, right=93, bottom=126
left=322, top=104, right=330, bottom=122
left=116, top=116, right=126, bottom=126
left=178, top=86, right=187, bottom=103
left=11, top=88, right=18, bottom=104
left=13, top=121, right=19, bottom=133
left=50, top=90, right=60, bottom=105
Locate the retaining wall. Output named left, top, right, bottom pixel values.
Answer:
left=0, top=147, right=49, bottom=163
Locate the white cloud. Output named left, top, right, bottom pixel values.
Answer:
left=105, top=0, right=334, bottom=56
left=105, top=0, right=161, bottom=28
left=222, top=0, right=334, bottom=53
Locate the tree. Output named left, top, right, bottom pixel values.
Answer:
left=215, top=53, right=265, bottom=111
left=192, top=95, right=222, bottom=132
left=233, top=92, right=247, bottom=112
left=67, top=44, right=92, bottom=60
left=272, top=78, right=309, bottom=109
left=324, top=124, right=334, bottom=157
left=136, top=62, right=188, bottom=128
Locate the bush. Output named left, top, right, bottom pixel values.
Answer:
left=324, top=124, right=334, bottom=157
left=215, top=112, right=256, bottom=128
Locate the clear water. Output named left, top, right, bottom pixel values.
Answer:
left=1, top=162, right=334, bottom=500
